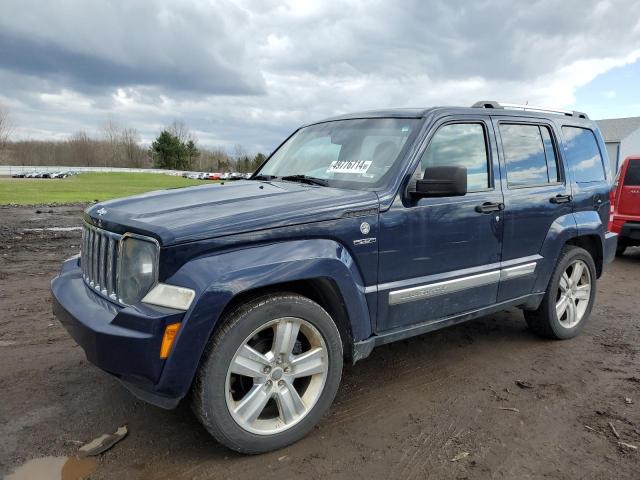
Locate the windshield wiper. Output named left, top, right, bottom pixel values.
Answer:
left=279, top=174, right=329, bottom=186
left=251, top=174, right=278, bottom=181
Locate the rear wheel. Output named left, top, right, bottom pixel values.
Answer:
left=192, top=293, right=343, bottom=454
left=525, top=246, right=596, bottom=339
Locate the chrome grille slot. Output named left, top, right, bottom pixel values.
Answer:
left=80, top=223, right=122, bottom=302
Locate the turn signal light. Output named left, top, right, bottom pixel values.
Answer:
left=160, top=323, right=181, bottom=359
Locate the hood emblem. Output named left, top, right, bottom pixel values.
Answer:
left=96, top=207, right=108, bottom=216
left=360, top=222, right=370, bottom=235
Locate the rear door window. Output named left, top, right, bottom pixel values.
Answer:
left=624, top=159, right=640, bottom=186
left=561, top=126, right=606, bottom=183
left=499, top=124, right=559, bottom=187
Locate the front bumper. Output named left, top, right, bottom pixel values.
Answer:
left=51, top=256, right=185, bottom=408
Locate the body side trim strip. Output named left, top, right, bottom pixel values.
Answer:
left=500, top=254, right=542, bottom=269
left=500, top=262, right=537, bottom=280
left=374, top=260, right=502, bottom=293
left=388, top=270, right=500, bottom=306
left=363, top=255, right=542, bottom=296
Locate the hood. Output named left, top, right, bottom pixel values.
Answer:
left=85, top=180, right=379, bottom=245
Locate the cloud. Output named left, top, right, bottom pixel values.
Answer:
left=1, top=0, right=640, bottom=152
left=0, top=0, right=264, bottom=95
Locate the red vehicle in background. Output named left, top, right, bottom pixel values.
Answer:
left=610, top=156, right=640, bottom=256
left=209, top=172, right=221, bottom=180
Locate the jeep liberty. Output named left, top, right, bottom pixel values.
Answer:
left=52, top=101, right=617, bottom=453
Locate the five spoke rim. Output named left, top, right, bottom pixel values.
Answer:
left=556, top=260, right=591, bottom=329
left=225, top=317, right=328, bottom=435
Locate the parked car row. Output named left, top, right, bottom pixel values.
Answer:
left=11, top=170, right=79, bottom=179
left=180, top=171, right=253, bottom=180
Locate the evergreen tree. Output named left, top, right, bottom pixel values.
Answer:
left=185, top=139, right=200, bottom=167
left=252, top=152, right=267, bottom=171
left=150, top=130, right=190, bottom=170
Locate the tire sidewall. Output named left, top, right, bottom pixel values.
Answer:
left=198, top=294, right=343, bottom=453
left=545, top=248, right=597, bottom=339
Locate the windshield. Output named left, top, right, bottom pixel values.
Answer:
left=257, top=118, right=420, bottom=189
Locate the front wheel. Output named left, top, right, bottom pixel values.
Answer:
left=192, top=293, right=343, bottom=454
left=524, top=246, right=596, bottom=339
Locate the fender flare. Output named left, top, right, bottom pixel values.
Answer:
left=533, top=213, right=578, bottom=293
left=534, top=211, right=607, bottom=293
left=154, top=239, right=372, bottom=398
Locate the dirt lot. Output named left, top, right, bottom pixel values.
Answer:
left=1, top=204, right=639, bottom=479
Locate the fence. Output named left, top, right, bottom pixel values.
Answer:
left=0, top=165, right=183, bottom=176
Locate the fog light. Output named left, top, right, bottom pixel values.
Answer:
left=142, top=283, right=195, bottom=310
left=160, top=323, right=181, bottom=359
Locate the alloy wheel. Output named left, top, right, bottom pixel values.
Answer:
left=556, top=259, right=591, bottom=329
left=225, top=317, right=328, bottom=435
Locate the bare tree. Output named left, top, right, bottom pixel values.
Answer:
left=121, top=127, right=148, bottom=167
left=103, top=115, right=124, bottom=167
left=0, top=103, right=14, bottom=153
left=167, top=120, right=192, bottom=144
left=68, top=131, right=95, bottom=166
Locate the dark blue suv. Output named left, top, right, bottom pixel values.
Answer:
left=52, top=101, right=617, bottom=453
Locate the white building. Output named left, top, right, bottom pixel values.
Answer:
left=596, top=117, right=640, bottom=172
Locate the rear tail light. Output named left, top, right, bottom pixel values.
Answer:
left=610, top=218, right=625, bottom=234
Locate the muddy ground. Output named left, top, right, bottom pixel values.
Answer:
left=1, top=204, right=639, bottom=480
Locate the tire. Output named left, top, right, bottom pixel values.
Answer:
left=616, top=242, right=627, bottom=257
left=192, top=293, right=343, bottom=454
left=524, top=245, right=597, bottom=340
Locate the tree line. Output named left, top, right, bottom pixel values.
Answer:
left=0, top=105, right=267, bottom=173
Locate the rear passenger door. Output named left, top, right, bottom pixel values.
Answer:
left=492, top=118, right=572, bottom=301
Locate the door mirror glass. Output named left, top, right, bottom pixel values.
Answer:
left=413, top=166, right=467, bottom=197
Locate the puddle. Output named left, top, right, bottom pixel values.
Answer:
left=22, top=227, right=82, bottom=232
left=6, top=456, right=96, bottom=480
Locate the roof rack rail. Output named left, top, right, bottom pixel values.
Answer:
left=471, top=100, right=589, bottom=119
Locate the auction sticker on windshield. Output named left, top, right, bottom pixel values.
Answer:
left=327, top=160, right=372, bottom=174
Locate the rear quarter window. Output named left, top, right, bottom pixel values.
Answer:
left=561, top=126, right=606, bottom=183
left=624, top=159, right=640, bottom=186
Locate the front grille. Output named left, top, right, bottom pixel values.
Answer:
left=80, top=223, right=122, bottom=302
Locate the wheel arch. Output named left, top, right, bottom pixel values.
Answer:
left=214, top=277, right=355, bottom=362
left=565, top=234, right=603, bottom=277
left=534, top=212, right=607, bottom=293
left=153, top=239, right=372, bottom=400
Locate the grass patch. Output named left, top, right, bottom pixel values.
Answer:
left=0, top=172, right=208, bottom=205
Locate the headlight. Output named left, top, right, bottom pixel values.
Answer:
left=117, top=234, right=159, bottom=305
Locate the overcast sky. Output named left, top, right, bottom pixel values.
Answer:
left=1, top=0, right=640, bottom=153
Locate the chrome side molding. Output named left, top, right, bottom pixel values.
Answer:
left=388, top=261, right=538, bottom=306
left=500, top=262, right=537, bottom=280
left=389, top=270, right=501, bottom=306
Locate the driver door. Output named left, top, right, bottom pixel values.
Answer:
left=376, top=116, right=504, bottom=331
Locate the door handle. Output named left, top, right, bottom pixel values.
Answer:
left=550, top=194, right=572, bottom=204
left=475, top=202, right=504, bottom=213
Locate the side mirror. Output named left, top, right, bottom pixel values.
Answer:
left=412, top=166, right=467, bottom=198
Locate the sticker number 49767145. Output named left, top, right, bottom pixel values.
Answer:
left=327, top=160, right=372, bottom=174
